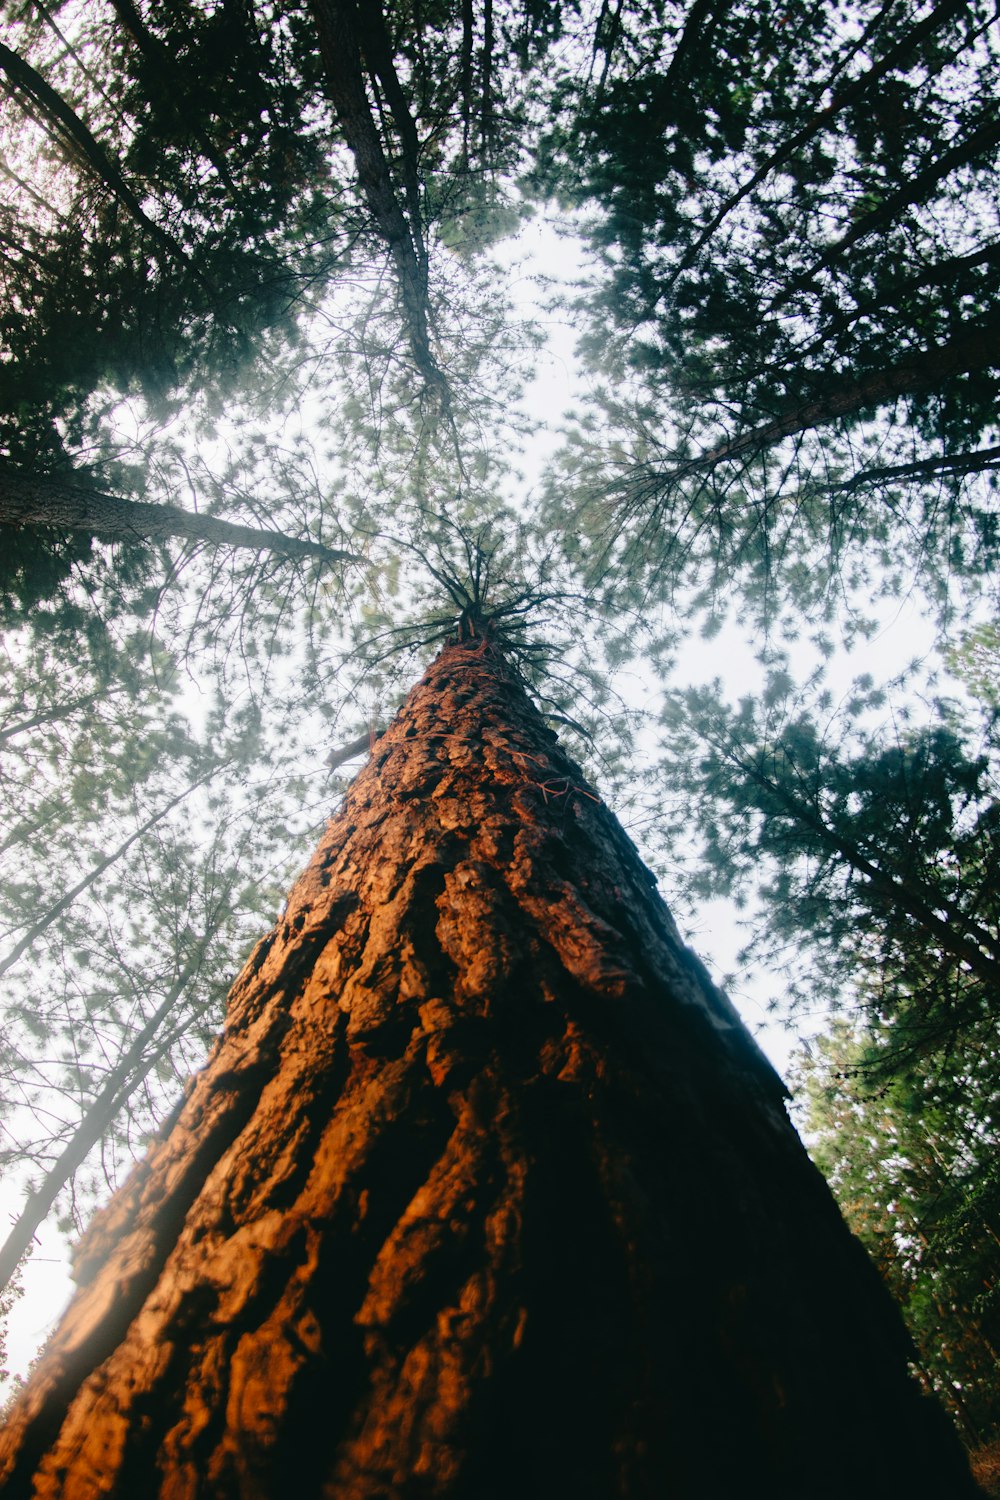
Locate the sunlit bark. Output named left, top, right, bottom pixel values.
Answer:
left=0, top=635, right=980, bottom=1497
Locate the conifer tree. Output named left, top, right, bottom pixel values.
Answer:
left=0, top=627, right=980, bottom=1497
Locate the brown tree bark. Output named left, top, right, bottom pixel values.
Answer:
left=0, top=635, right=981, bottom=1498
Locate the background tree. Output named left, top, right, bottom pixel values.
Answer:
left=793, top=1018, right=1000, bottom=1449
left=652, top=660, right=1000, bottom=1465
left=539, top=0, right=1000, bottom=629
left=654, top=665, right=999, bottom=1067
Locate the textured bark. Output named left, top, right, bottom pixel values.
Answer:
left=0, top=468, right=360, bottom=564
left=0, top=637, right=981, bottom=1498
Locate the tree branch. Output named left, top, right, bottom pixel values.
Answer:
left=642, top=313, right=1000, bottom=490
left=0, top=940, right=210, bottom=1300
left=309, top=0, right=444, bottom=392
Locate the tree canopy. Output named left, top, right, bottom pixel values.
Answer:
left=0, top=0, right=997, bottom=1449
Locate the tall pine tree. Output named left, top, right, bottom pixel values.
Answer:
left=0, top=628, right=980, bottom=1497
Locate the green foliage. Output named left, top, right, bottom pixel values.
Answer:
left=657, top=670, right=1000, bottom=1071
left=948, top=621, right=1000, bottom=711
left=0, top=527, right=95, bottom=623
left=0, top=1251, right=25, bottom=1392
left=0, top=0, right=339, bottom=467
left=537, top=0, right=1000, bottom=632
left=553, top=0, right=1000, bottom=419
left=794, top=1019, right=1000, bottom=1444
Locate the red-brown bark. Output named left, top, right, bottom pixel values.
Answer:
left=0, top=635, right=981, bottom=1498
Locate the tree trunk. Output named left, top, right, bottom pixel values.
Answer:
left=0, top=39, right=184, bottom=267
left=0, top=635, right=981, bottom=1498
left=0, top=467, right=360, bottom=564
left=691, top=311, right=1000, bottom=476
left=309, top=0, right=441, bottom=392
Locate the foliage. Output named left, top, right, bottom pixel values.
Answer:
left=947, top=620, right=1000, bottom=711
left=0, top=619, right=296, bottom=1220
left=656, top=668, right=1000, bottom=1071
left=537, top=0, right=1000, bottom=630
left=0, top=1254, right=24, bottom=1390
left=793, top=1018, right=1000, bottom=1445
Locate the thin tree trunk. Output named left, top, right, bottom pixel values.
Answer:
left=0, top=770, right=216, bottom=980
left=0, top=636, right=980, bottom=1497
left=650, top=0, right=721, bottom=104
left=0, top=945, right=208, bottom=1301
left=0, top=691, right=105, bottom=746
left=590, top=0, right=625, bottom=93
left=480, top=0, right=494, bottom=160
left=459, top=0, right=474, bottom=160
left=0, top=468, right=360, bottom=564
left=309, top=0, right=442, bottom=391
left=351, top=0, right=425, bottom=268
left=0, top=39, right=185, bottom=267
left=656, top=312, right=1000, bottom=484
